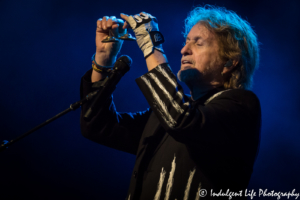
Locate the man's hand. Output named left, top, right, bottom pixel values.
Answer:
left=120, top=12, right=167, bottom=71
left=92, top=16, right=127, bottom=83
left=95, top=16, right=126, bottom=66
left=120, top=12, right=164, bottom=58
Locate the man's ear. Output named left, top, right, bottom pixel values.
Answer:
left=222, top=59, right=239, bottom=74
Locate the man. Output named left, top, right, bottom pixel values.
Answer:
left=80, top=5, right=261, bottom=200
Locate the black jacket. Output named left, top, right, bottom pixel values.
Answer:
left=80, top=63, right=261, bottom=200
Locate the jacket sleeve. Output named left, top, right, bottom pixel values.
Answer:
left=80, top=69, right=151, bottom=155
left=135, top=63, right=201, bottom=137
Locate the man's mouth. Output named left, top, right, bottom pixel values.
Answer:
left=181, top=60, right=193, bottom=70
left=181, top=60, right=193, bottom=65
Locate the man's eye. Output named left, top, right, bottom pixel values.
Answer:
left=197, top=43, right=203, bottom=46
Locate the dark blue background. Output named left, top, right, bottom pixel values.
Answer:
left=1, top=0, right=299, bottom=199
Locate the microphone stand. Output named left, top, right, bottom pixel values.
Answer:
left=0, top=89, right=99, bottom=153
left=1, top=55, right=131, bottom=153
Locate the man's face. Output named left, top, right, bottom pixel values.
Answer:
left=179, top=23, right=224, bottom=87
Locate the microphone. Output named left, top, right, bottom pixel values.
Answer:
left=84, top=55, right=132, bottom=119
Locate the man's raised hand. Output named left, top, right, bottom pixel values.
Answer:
left=120, top=12, right=164, bottom=58
left=95, top=16, right=126, bottom=66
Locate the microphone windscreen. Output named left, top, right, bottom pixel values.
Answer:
left=118, top=55, right=132, bottom=67
left=114, top=55, right=132, bottom=74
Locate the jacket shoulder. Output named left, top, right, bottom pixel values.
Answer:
left=210, top=89, right=260, bottom=108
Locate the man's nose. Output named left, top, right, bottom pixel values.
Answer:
left=181, top=43, right=192, bottom=56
